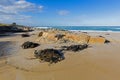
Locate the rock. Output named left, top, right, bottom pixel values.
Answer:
left=82, top=32, right=88, bottom=34
left=64, top=33, right=90, bottom=44
left=46, top=33, right=58, bottom=41
left=21, top=34, right=30, bottom=37
left=105, top=40, right=110, bottom=43
left=38, top=32, right=43, bottom=37
left=36, top=32, right=59, bottom=42
left=55, top=34, right=65, bottom=40
left=36, top=31, right=90, bottom=44
left=42, top=32, right=49, bottom=38
left=21, top=41, right=39, bottom=49
left=23, top=27, right=31, bottom=31
left=105, top=33, right=110, bottom=35
left=61, top=44, right=88, bottom=52
left=88, top=37, right=106, bottom=44
left=36, top=30, right=110, bottom=45
left=34, top=49, right=64, bottom=64
left=57, top=39, right=70, bottom=43
left=98, top=35, right=104, bottom=38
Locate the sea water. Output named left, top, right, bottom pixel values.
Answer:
left=37, top=26, right=120, bottom=32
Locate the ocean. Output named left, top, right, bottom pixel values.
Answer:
left=37, top=26, right=120, bottom=32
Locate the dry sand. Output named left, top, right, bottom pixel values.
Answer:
left=0, top=31, right=120, bottom=80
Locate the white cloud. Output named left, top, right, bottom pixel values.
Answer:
left=0, top=0, right=44, bottom=15
left=38, top=5, right=44, bottom=11
left=0, top=0, right=44, bottom=24
left=0, top=14, right=33, bottom=26
left=58, top=10, right=69, bottom=16
left=0, top=15, right=32, bottom=21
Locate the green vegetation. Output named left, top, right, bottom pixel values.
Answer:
left=0, top=23, right=9, bottom=26
left=0, top=23, right=25, bottom=27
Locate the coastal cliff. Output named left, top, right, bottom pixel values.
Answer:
left=0, top=23, right=32, bottom=33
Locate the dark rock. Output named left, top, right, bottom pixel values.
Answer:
left=34, top=49, right=64, bottom=64
left=55, top=34, right=65, bottom=40
left=61, top=44, right=88, bottom=52
left=98, top=35, right=104, bottom=38
left=105, top=33, right=110, bottom=35
left=82, top=32, right=88, bottom=34
left=105, top=40, right=110, bottom=43
left=21, top=41, right=39, bottom=49
left=60, top=39, right=70, bottom=43
left=21, top=34, right=30, bottom=37
left=0, top=26, right=32, bottom=33
left=38, top=32, right=43, bottom=37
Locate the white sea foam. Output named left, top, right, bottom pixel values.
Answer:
left=69, top=30, right=120, bottom=33
left=37, top=27, right=50, bottom=29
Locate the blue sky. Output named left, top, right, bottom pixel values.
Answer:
left=0, top=0, right=120, bottom=26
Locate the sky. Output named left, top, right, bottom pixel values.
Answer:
left=0, top=0, right=120, bottom=26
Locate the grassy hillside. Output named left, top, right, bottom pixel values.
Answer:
left=0, top=23, right=9, bottom=26
left=0, top=23, right=25, bottom=27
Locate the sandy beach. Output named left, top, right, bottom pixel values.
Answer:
left=1, top=0, right=120, bottom=79
left=0, top=30, right=120, bottom=80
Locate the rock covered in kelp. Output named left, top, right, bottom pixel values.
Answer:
left=105, top=39, right=110, bottom=43
left=34, top=49, right=64, bottom=64
left=61, top=44, right=88, bottom=52
left=21, top=41, right=39, bottom=49
left=21, top=34, right=30, bottom=37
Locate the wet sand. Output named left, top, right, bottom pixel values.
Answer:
left=0, top=41, right=18, bottom=57
left=0, top=31, right=120, bottom=80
